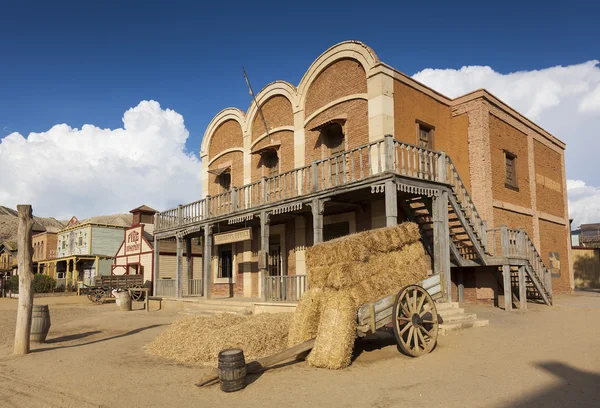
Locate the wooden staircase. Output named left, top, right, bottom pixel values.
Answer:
left=400, top=155, right=553, bottom=307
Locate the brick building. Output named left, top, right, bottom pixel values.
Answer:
left=152, top=41, right=570, bottom=308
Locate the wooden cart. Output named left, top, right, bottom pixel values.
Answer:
left=86, top=275, right=146, bottom=304
left=356, top=273, right=442, bottom=357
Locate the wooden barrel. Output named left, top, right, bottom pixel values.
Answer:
left=115, top=291, right=132, bottom=311
left=218, top=348, right=246, bottom=392
left=30, top=305, right=51, bottom=343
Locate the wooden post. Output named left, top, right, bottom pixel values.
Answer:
left=261, top=177, right=268, bottom=203
left=384, top=134, right=395, bottom=171
left=177, top=205, right=183, bottom=226
left=518, top=265, right=527, bottom=310
left=432, top=190, right=451, bottom=302
left=458, top=268, right=464, bottom=302
left=500, top=225, right=509, bottom=257
left=384, top=179, right=398, bottom=227
left=14, top=205, right=34, bottom=356
left=311, top=162, right=318, bottom=192
left=175, top=237, right=183, bottom=298
left=231, top=187, right=238, bottom=212
left=259, top=211, right=270, bottom=302
left=153, top=237, right=160, bottom=295
left=436, top=151, right=447, bottom=183
left=203, top=225, right=213, bottom=299
left=310, top=198, right=325, bottom=245
left=186, top=237, right=193, bottom=296
left=502, top=264, right=513, bottom=311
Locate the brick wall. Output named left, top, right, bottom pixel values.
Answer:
left=489, top=114, right=531, bottom=208
left=251, top=130, right=294, bottom=183
left=305, top=59, right=367, bottom=117
left=209, top=119, right=243, bottom=157
left=251, top=95, right=293, bottom=141
left=304, top=100, right=368, bottom=164
left=534, top=140, right=564, bottom=217
left=539, top=219, right=570, bottom=294
left=207, top=151, right=244, bottom=196
left=493, top=208, right=535, bottom=239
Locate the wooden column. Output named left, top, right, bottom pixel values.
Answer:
left=458, top=268, right=464, bottom=302
left=384, top=179, right=398, bottom=227
left=310, top=198, right=325, bottom=245
left=259, top=211, right=270, bottom=302
left=502, top=264, right=513, bottom=311
left=518, top=265, right=527, bottom=310
left=14, top=205, right=34, bottom=355
left=175, top=237, right=183, bottom=298
left=432, top=190, right=451, bottom=302
left=203, top=226, right=213, bottom=299
left=153, top=237, right=160, bottom=295
left=186, top=237, right=193, bottom=293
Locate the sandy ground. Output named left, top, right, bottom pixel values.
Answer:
left=0, top=292, right=599, bottom=408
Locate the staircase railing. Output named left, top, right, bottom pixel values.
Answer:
left=444, top=157, right=487, bottom=250
left=487, top=227, right=552, bottom=300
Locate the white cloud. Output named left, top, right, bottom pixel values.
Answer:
left=413, top=60, right=600, bottom=228
left=0, top=100, right=202, bottom=218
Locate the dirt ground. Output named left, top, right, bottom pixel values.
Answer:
left=0, top=292, right=599, bottom=408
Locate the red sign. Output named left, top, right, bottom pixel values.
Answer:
left=126, top=230, right=141, bottom=253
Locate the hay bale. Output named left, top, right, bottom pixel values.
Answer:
left=144, top=313, right=293, bottom=367
left=306, top=291, right=357, bottom=369
left=287, top=288, right=324, bottom=347
left=306, top=222, right=422, bottom=269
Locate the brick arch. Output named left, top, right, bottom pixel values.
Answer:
left=304, top=58, right=368, bottom=118
left=245, top=81, right=297, bottom=138
left=297, top=41, right=378, bottom=114
left=200, top=108, right=245, bottom=159
left=207, top=118, right=244, bottom=161
left=250, top=95, right=294, bottom=141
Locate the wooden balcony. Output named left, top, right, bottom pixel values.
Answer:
left=155, top=135, right=478, bottom=239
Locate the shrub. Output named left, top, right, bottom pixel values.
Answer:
left=6, top=276, right=19, bottom=293
left=33, top=274, right=57, bottom=293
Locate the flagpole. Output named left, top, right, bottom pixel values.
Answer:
left=243, top=67, right=271, bottom=142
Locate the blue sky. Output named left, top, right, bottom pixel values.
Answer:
left=1, top=0, right=599, bottom=221
left=1, top=0, right=598, bottom=153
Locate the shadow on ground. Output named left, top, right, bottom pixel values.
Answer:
left=511, top=362, right=600, bottom=407
left=32, top=324, right=164, bottom=353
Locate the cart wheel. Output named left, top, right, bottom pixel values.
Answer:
left=92, top=289, right=106, bottom=304
left=127, top=285, right=143, bottom=301
left=392, top=284, right=438, bottom=357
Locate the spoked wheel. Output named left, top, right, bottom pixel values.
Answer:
left=392, top=284, right=439, bottom=357
left=92, top=289, right=106, bottom=304
left=127, top=284, right=143, bottom=301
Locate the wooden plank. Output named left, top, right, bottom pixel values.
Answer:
left=502, top=264, right=513, bottom=311
left=196, top=339, right=316, bottom=387
left=421, top=274, right=440, bottom=290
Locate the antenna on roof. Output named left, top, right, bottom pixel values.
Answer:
left=243, top=67, right=271, bottom=142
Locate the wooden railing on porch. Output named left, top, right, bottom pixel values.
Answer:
left=155, top=278, right=176, bottom=297
left=156, top=136, right=447, bottom=231
left=264, top=275, right=307, bottom=303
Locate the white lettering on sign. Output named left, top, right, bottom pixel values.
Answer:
left=213, top=228, right=252, bottom=245
left=126, top=229, right=141, bottom=253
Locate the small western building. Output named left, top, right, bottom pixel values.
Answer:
left=113, top=205, right=203, bottom=294
left=39, top=222, right=126, bottom=287
left=152, top=41, right=572, bottom=308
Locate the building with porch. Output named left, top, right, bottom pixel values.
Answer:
left=0, top=241, right=18, bottom=278
left=152, top=41, right=571, bottom=309
left=114, top=205, right=203, bottom=296
left=38, top=222, right=126, bottom=287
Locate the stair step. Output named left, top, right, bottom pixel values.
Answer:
left=439, top=319, right=489, bottom=336
left=434, top=301, right=460, bottom=311
left=437, top=307, right=466, bottom=317
left=441, top=313, right=479, bottom=323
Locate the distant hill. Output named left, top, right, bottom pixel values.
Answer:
left=0, top=206, right=132, bottom=244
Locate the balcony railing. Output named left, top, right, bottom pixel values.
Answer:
left=264, top=275, right=307, bottom=302
left=155, top=278, right=176, bottom=297
left=156, top=136, right=450, bottom=232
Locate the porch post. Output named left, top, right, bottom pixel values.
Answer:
left=458, top=268, right=464, bottom=302
left=432, top=190, right=451, bottom=302
left=502, top=264, right=513, bottom=311
left=203, top=225, right=213, bottom=299
left=153, top=237, right=160, bottom=295
left=310, top=198, right=325, bottom=244
left=175, top=237, right=183, bottom=298
left=186, top=237, right=193, bottom=295
left=385, top=179, right=398, bottom=227
left=259, top=211, right=270, bottom=302
left=518, top=265, right=527, bottom=310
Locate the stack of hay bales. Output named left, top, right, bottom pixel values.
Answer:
left=288, top=222, right=429, bottom=369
